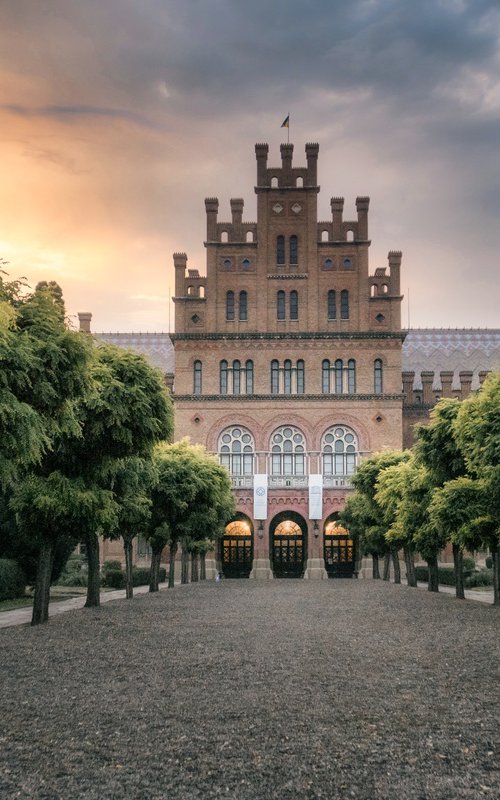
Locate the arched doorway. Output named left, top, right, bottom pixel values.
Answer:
left=323, top=515, right=355, bottom=578
left=270, top=512, right=307, bottom=578
left=221, top=516, right=253, bottom=578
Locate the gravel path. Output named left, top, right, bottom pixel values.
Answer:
left=1, top=580, right=498, bottom=800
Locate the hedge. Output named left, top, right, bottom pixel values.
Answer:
left=101, top=562, right=167, bottom=589
left=0, top=559, right=27, bottom=601
left=415, top=564, right=493, bottom=588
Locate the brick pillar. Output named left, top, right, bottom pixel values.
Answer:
left=230, top=198, right=244, bottom=240
left=479, top=370, right=490, bottom=387
left=402, top=371, right=415, bottom=404
left=421, top=371, right=435, bottom=405
left=459, top=370, right=473, bottom=398
left=255, top=143, right=269, bottom=185
left=356, top=196, right=370, bottom=240
left=388, top=250, right=402, bottom=296
left=78, top=312, right=92, bottom=333
left=440, top=371, right=454, bottom=398
left=331, top=197, right=344, bottom=240
left=204, top=197, right=219, bottom=241
left=305, top=142, right=319, bottom=186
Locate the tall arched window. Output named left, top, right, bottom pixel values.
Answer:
left=270, top=426, right=306, bottom=476
left=348, top=359, right=356, bottom=393
left=219, top=427, right=255, bottom=476
left=233, top=360, right=241, bottom=395
left=239, top=290, right=247, bottom=321
left=290, top=290, right=298, bottom=320
left=290, top=235, right=298, bottom=265
left=340, top=289, right=349, bottom=320
left=328, top=290, right=336, bottom=320
left=220, top=360, right=228, bottom=394
left=322, top=426, right=358, bottom=477
left=284, top=360, right=292, bottom=394
left=277, top=290, right=286, bottom=320
left=322, top=359, right=330, bottom=393
left=296, top=360, right=305, bottom=394
left=277, top=235, right=285, bottom=265
left=271, top=360, right=279, bottom=393
left=226, top=291, right=235, bottom=321
left=374, top=359, right=383, bottom=394
left=335, top=359, right=343, bottom=394
left=193, top=360, right=202, bottom=394
left=245, top=360, right=254, bottom=394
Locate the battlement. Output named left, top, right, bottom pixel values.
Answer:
left=204, top=195, right=257, bottom=244
left=402, top=368, right=487, bottom=406
left=369, top=251, right=402, bottom=297
left=255, top=142, right=319, bottom=188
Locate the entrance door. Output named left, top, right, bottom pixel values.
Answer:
left=324, top=521, right=354, bottom=578
left=221, top=519, right=253, bottom=578
left=271, top=518, right=306, bottom=578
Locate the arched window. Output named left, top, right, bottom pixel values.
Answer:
left=271, top=360, right=280, bottom=393
left=220, top=360, right=228, bottom=395
left=370, top=284, right=377, bottom=297
left=221, top=231, right=228, bottom=243
left=324, top=257, right=333, bottom=270
left=277, top=290, right=286, bottom=320
left=290, top=290, right=298, bottom=320
left=335, top=359, right=343, bottom=394
left=242, top=258, right=251, bottom=269
left=226, top=290, right=235, bottom=321
left=233, top=360, right=241, bottom=395
left=322, top=359, right=330, bottom=393
left=245, top=360, right=254, bottom=394
left=296, top=360, right=305, bottom=394
left=277, top=235, right=285, bottom=265
left=296, top=177, right=304, bottom=188
left=343, top=258, right=352, bottom=269
left=346, top=230, right=354, bottom=242
left=193, top=360, right=202, bottom=394
left=223, top=258, right=232, bottom=270
left=271, top=176, right=279, bottom=188
left=340, top=289, right=349, bottom=319
left=284, top=360, right=292, bottom=394
left=246, top=231, right=254, bottom=243
left=290, top=235, right=298, bottom=265
left=382, top=283, right=389, bottom=294
left=322, top=426, right=358, bottom=477
left=219, top=427, right=255, bottom=476
left=321, top=230, right=329, bottom=242
left=374, top=359, right=383, bottom=394
left=328, top=290, right=336, bottom=320
left=239, top=290, right=247, bottom=321
left=270, top=426, right=306, bottom=476
left=348, top=359, right=356, bottom=393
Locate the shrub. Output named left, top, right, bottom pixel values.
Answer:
left=485, top=556, right=493, bottom=570
left=101, top=560, right=125, bottom=589
left=57, top=554, right=88, bottom=587
left=414, top=566, right=456, bottom=586
left=462, top=557, right=476, bottom=577
left=132, top=567, right=167, bottom=587
left=0, top=558, right=27, bottom=601
left=465, top=569, right=493, bottom=588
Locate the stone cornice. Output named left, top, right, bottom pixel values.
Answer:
left=267, top=273, right=308, bottom=280
left=174, top=392, right=404, bottom=402
left=171, top=331, right=405, bottom=342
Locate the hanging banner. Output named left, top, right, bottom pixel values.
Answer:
left=253, top=474, right=268, bottom=520
left=309, top=474, right=323, bottom=520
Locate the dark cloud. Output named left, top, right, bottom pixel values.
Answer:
left=1, top=104, right=155, bottom=128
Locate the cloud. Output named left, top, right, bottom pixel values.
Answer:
left=1, top=103, right=156, bottom=129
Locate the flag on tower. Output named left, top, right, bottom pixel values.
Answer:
left=281, top=114, right=289, bottom=128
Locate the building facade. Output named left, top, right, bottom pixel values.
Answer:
left=81, top=144, right=499, bottom=576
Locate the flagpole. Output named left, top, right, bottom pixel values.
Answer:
left=287, top=112, right=290, bottom=144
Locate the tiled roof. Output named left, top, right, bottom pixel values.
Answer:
left=403, top=329, right=500, bottom=388
left=95, top=332, right=175, bottom=374
left=94, top=329, right=500, bottom=390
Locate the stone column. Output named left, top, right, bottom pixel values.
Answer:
left=402, top=371, right=415, bottom=404
left=250, top=517, right=273, bottom=580
left=78, top=312, right=92, bottom=333
left=459, top=370, right=473, bottom=399
left=304, top=518, right=328, bottom=580
left=421, top=371, right=435, bottom=405
left=440, top=371, right=454, bottom=398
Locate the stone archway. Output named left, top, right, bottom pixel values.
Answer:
left=323, top=513, right=355, bottom=578
left=269, top=511, right=307, bottom=578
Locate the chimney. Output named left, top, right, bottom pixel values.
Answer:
left=78, top=312, right=92, bottom=333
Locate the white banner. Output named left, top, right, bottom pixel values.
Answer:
left=309, top=474, right=323, bottom=520
left=253, top=474, right=268, bottom=520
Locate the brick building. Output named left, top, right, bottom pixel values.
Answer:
left=82, top=143, right=499, bottom=578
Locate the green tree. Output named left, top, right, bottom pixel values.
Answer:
left=147, top=440, right=234, bottom=589
left=414, top=398, right=468, bottom=597
left=375, top=457, right=420, bottom=587
left=351, top=450, right=409, bottom=581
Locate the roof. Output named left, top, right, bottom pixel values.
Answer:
left=95, top=332, right=175, bottom=374
left=403, top=329, right=500, bottom=388
left=94, top=328, right=500, bottom=389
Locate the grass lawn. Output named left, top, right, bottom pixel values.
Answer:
left=0, top=585, right=115, bottom=613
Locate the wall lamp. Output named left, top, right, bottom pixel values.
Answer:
left=258, top=520, right=264, bottom=539
left=313, top=520, right=319, bottom=538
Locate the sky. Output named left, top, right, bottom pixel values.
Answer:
left=1, top=0, right=499, bottom=332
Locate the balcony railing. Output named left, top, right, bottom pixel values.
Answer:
left=231, top=476, right=254, bottom=489
left=268, top=475, right=309, bottom=489
left=229, top=474, right=353, bottom=489
left=323, top=475, right=353, bottom=488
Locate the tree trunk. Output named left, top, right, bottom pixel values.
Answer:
left=453, top=542, right=465, bottom=600
left=427, top=554, right=439, bottom=592
left=404, top=544, right=417, bottom=587
left=491, top=545, right=500, bottom=607
left=181, top=545, right=189, bottom=584
left=200, top=552, right=206, bottom=581
left=168, top=541, right=177, bottom=588
left=383, top=552, right=391, bottom=581
left=124, top=537, right=133, bottom=599
left=149, top=547, right=161, bottom=592
left=191, top=552, right=199, bottom=582
left=372, top=553, right=380, bottom=579
left=391, top=549, right=401, bottom=584
left=85, top=533, right=101, bottom=607
left=31, top=538, right=54, bottom=626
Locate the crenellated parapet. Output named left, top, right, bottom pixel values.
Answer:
left=255, top=142, right=319, bottom=189
left=318, top=195, right=370, bottom=242
left=369, top=251, right=402, bottom=298
left=205, top=196, right=257, bottom=244
left=402, top=368, right=489, bottom=407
